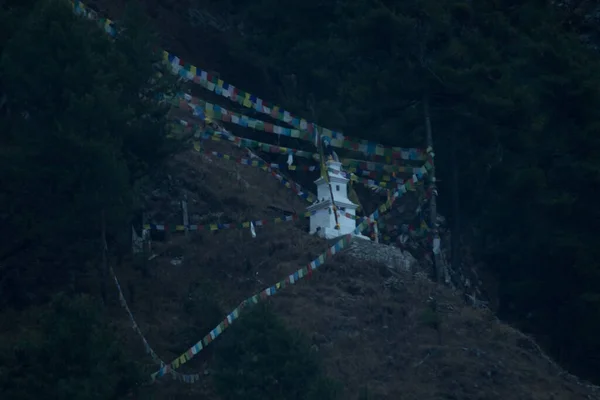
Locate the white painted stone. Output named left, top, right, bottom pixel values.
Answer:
left=308, top=160, right=370, bottom=240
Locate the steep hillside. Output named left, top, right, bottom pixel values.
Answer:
left=70, top=3, right=598, bottom=399
left=4, top=1, right=600, bottom=399
left=85, top=0, right=600, bottom=386
left=107, top=137, right=600, bottom=400
left=64, top=1, right=600, bottom=398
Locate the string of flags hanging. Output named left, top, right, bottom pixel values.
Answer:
left=168, top=66, right=428, bottom=161
left=71, top=1, right=428, bottom=162
left=137, top=158, right=426, bottom=383
left=141, top=208, right=360, bottom=235
left=191, top=142, right=424, bottom=204
left=110, top=266, right=202, bottom=383
left=192, top=133, right=413, bottom=191
left=191, top=147, right=317, bottom=203
left=143, top=214, right=307, bottom=233
left=170, top=94, right=434, bottom=183
left=174, top=114, right=422, bottom=192
left=178, top=118, right=425, bottom=183
left=150, top=176, right=410, bottom=381
left=342, top=158, right=431, bottom=175
left=176, top=92, right=425, bottom=165
left=180, top=103, right=427, bottom=236
left=150, top=236, right=350, bottom=382
left=333, top=168, right=411, bottom=191
left=174, top=119, right=316, bottom=160
left=174, top=94, right=310, bottom=143
left=172, top=108, right=431, bottom=180
left=71, top=0, right=435, bottom=208
left=70, top=1, right=440, bottom=386
left=190, top=147, right=318, bottom=172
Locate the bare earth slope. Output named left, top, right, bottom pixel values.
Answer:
left=106, top=138, right=599, bottom=400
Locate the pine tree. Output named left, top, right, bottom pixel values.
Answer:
left=0, top=0, right=178, bottom=306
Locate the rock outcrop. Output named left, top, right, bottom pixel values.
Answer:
left=343, top=238, right=419, bottom=272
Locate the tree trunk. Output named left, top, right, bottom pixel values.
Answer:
left=308, top=98, right=340, bottom=230
left=423, top=93, right=447, bottom=284
left=182, top=194, right=189, bottom=238
left=100, top=209, right=108, bottom=305
left=451, top=128, right=461, bottom=274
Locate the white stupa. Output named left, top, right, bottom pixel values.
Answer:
left=307, top=160, right=370, bottom=240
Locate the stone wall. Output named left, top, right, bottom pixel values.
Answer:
left=343, top=238, right=419, bottom=272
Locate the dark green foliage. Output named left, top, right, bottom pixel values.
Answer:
left=0, top=0, right=176, bottom=396
left=213, top=304, right=340, bottom=400
left=0, top=293, right=142, bottom=400
left=358, top=386, right=372, bottom=400
left=0, top=0, right=178, bottom=306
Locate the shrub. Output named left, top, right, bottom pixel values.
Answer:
left=213, top=303, right=339, bottom=400
left=0, top=293, right=142, bottom=400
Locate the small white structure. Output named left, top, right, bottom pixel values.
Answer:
left=307, top=160, right=370, bottom=240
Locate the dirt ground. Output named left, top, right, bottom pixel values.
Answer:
left=104, top=140, right=600, bottom=400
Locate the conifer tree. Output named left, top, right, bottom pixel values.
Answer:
left=0, top=0, right=178, bottom=305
